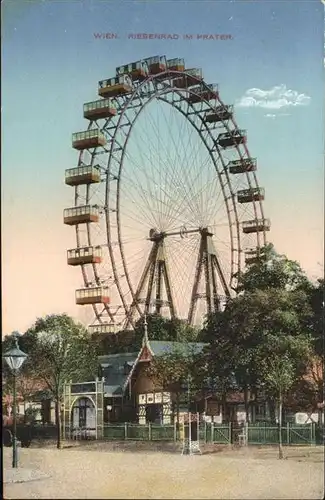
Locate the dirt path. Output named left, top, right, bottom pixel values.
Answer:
left=3, top=445, right=324, bottom=499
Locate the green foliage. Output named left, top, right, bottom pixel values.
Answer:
left=134, top=314, right=199, bottom=343
left=2, top=333, right=41, bottom=402
left=257, top=334, right=312, bottom=398
left=201, top=243, right=318, bottom=415
left=236, top=243, right=309, bottom=293
left=146, top=346, right=199, bottom=393
left=286, top=374, right=323, bottom=413
left=94, top=329, right=137, bottom=355
left=263, top=356, right=295, bottom=398
left=201, top=289, right=312, bottom=386
left=23, top=313, right=98, bottom=400
left=95, top=314, right=199, bottom=356
left=298, top=278, right=324, bottom=357
left=25, top=405, right=39, bottom=424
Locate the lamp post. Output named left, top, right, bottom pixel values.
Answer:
left=187, top=373, right=192, bottom=455
left=3, top=331, right=28, bottom=468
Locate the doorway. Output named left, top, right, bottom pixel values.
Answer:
left=145, top=404, right=162, bottom=424
left=71, top=397, right=95, bottom=429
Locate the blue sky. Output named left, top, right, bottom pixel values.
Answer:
left=2, top=0, right=324, bottom=333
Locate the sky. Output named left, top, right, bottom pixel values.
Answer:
left=2, top=0, right=324, bottom=335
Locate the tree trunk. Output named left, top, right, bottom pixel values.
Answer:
left=23, top=400, right=27, bottom=424
left=55, top=397, right=62, bottom=449
left=244, top=386, right=249, bottom=422
left=268, top=398, right=276, bottom=424
left=222, top=392, right=227, bottom=423
left=175, top=393, right=180, bottom=439
left=278, top=391, right=283, bottom=459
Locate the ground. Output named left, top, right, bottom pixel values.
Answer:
left=3, top=441, right=324, bottom=499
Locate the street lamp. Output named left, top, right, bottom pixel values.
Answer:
left=3, top=331, right=28, bottom=468
left=186, top=374, right=192, bottom=455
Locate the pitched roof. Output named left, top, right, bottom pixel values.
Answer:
left=104, top=385, right=124, bottom=396
left=148, top=340, right=207, bottom=357
left=98, top=342, right=207, bottom=397
left=98, top=352, right=138, bottom=397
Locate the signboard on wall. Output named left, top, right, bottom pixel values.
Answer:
left=138, top=394, right=146, bottom=404
left=137, top=392, right=170, bottom=405
left=295, top=412, right=319, bottom=424
left=154, top=393, right=162, bottom=403
left=163, top=392, right=170, bottom=402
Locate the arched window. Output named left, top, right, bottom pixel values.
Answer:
left=72, top=398, right=94, bottom=428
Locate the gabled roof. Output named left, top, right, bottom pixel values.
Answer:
left=98, top=352, right=138, bottom=397
left=98, top=341, right=207, bottom=397
left=148, top=340, right=207, bottom=357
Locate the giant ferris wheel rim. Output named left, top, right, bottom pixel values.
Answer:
left=106, top=71, right=264, bottom=309
left=69, top=57, right=268, bottom=330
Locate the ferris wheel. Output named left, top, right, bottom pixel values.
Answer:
left=63, top=55, right=270, bottom=333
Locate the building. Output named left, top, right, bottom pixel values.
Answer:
left=2, top=377, right=55, bottom=425
left=62, top=323, right=264, bottom=438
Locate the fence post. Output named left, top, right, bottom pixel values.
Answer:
left=174, top=421, right=177, bottom=442
left=228, top=421, right=232, bottom=446
left=204, top=420, right=207, bottom=443
left=148, top=422, right=151, bottom=441
left=211, top=421, right=214, bottom=443
left=124, top=422, right=127, bottom=440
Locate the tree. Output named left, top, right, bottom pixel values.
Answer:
left=134, top=314, right=199, bottom=343
left=166, top=317, right=199, bottom=342
left=257, top=334, right=312, bottom=459
left=145, top=346, right=200, bottom=424
left=263, top=355, right=294, bottom=459
left=201, top=244, right=319, bottom=428
left=2, top=333, right=43, bottom=421
left=236, top=243, right=309, bottom=293
left=94, top=329, right=136, bottom=355
left=94, top=314, right=199, bottom=357
left=23, top=314, right=98, bottom=449
left=299, top=278, right=324, bottom=358
left=201, top=286, right=313, bottom=421
left=2, top=372, right=44, bottom=422
left=198, top=313, right=238, bottom=419
left=286, top=365, right=323, bottom=418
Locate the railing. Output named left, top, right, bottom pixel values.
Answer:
left=100, top=422, right=232, bottom=443
left=70, top=427, right=96, bottom=440
left=28, top=421, right=320, bottom=446
left=246, top=422, right=316, bottom=446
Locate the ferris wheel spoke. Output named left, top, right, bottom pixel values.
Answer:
left=119, top=170, right=184, bottom=228
left=121, top=100, right=225, bottom=232
left=123, top=110, right=179, bottom=226
left=164, top=237, right=200, bottom=314
left=121, top=140, right=189, bottom=228
left=165, top=173, right=227, bottom=234
left=136, top=100, right=201, bottom=225
left=157, top=106, right=204, bottom=221
left=163, top=151, right=213, bottom=227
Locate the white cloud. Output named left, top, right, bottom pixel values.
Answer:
left=264, top=112, right=291, bottom=119
left=236, top=84, right=311, bottom=110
